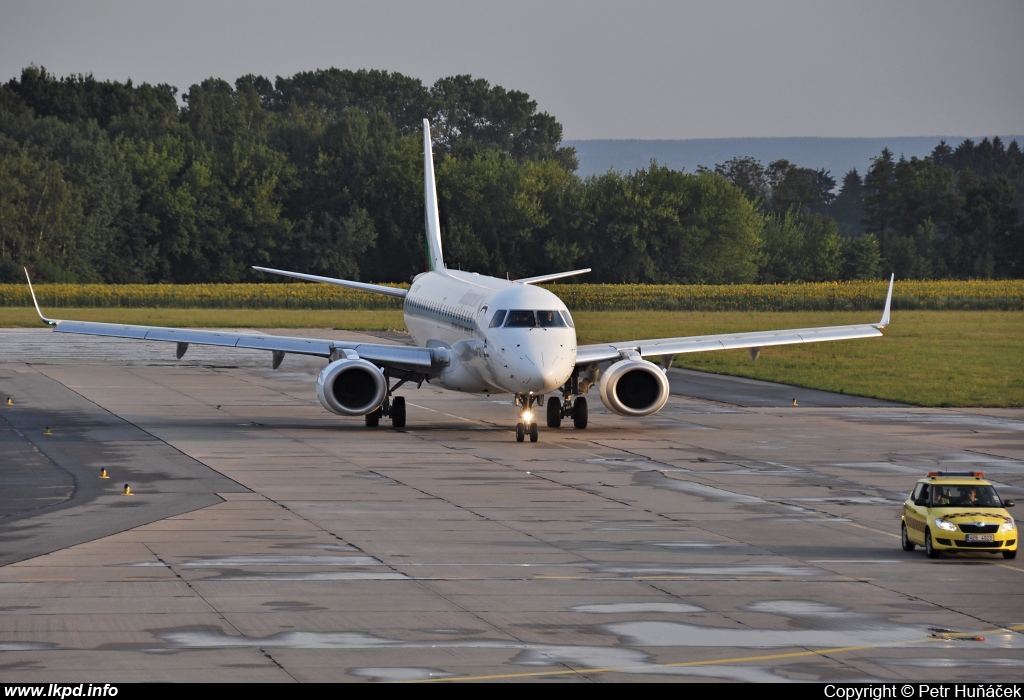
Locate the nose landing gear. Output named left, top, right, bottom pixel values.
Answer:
left=515, top=394, right=539, bottom=443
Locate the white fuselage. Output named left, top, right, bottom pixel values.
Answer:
left=403, top=270, right=577, bottom=396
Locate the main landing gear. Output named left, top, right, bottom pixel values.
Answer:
left=365, top=395, right=406, bottom=429
left=545, top=396, right=588, bottom=429
left=544, top=369, right=591, bottom=431
left=365, top=369, right=418, bottom=429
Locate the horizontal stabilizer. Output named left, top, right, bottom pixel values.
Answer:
left=252, top=266, right=407, bottom=298
left=515, top=268, right=592, bottom=285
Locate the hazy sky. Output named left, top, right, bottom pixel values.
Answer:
left=2, top=0, right=1021, bottom=139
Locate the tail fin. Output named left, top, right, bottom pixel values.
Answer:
left=423, top=119, right=445, bottom=272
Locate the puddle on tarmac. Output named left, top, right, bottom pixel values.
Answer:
left=144, top=555, right=384, bottom=567
left=275, top=543, right=360, bottom=552
left=580, top=458, right=662, bottom=468
left=636, top=472, right=763, bottom=503
left=590, top=522, right=673, bottom=531
left=570, top=602, right=703, bottom=614
left=761, top=516, right=851, bottom=523
left=349, top=667, right=455, bottom=681
left=352, top=471, right=399, bottom=484
left=808, top=559, right=900, bottom=564
left=214, top=571, right=409, bottom=581
left=836, top=412, right=1024, bottom=432
left=745, top=600, right=845, bottom=615
left=782, top=497, right=899, bottom=505
left=605, top=620, right=925, bottom=648
left=888, top=658, right=1023, bottom=668
left=0, top=642, right=55, bottom=651
left=831, top=462, right=923, bottom=473
left=155, top=630, right=790, bottom=681
left=590, top=564, right=822, bottom=578
left=514, top=645, right=791, bottom=682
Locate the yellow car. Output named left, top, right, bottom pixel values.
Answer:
left=902, top=472, right=1017, bottom=559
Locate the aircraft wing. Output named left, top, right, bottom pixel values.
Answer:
left=25, top=272, right=445, bottom=374
left=576, top=275, right=894, bottom=366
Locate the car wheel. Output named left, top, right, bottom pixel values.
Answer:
left=901, top=522, right=916, bottom=552
left=925, top=529, right=939, bottom=559
left=1004, top=549, right=1017, bottom=560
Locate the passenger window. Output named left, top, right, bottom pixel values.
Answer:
left=911, top=484, right=927, bottom=505
left=505, top=310, right=536, bottom=327
left=489, top=310, right=507, bottom=328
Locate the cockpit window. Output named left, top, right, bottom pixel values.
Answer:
left=536, top=310, right=566, bottom=327
left=505, top=310, right=536, bottom=327
left=503, top=310, right=567, bottom=328
left=559, top=310, right=575, bottom=328
left=489, top=310, right=507, bottom=328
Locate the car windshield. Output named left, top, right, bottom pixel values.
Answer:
left=941, top=484, right=1002, bottom=508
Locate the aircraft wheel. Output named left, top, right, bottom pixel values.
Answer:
left=925, top=530, right=939, bottom=559
left=573, top=397, right=588, bottom=429
left=546, top=397, right=562, bottom=428
left=1004, top=549, right=1017, bottom=560
left=365, top=408, right=381, bottom=428
left=391, top=396, right=406, bottom=428
left=516, top=422, right=525, bottom=442
left=529, top=422, right=538, bottom=442
left=901, top=522, right=915, bottom=551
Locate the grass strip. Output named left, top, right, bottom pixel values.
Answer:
left=3, top=307, right=1020, bottom=407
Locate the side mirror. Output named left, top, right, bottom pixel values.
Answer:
left=1004, top=500, right=1015, bottom=508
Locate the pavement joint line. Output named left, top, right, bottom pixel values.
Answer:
left=405, top=624, right=1024, bottom=683
left=835, top=519, right=901, bottom=539
left=408, top=401, right=490, bottom=426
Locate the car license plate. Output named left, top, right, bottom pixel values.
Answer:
left=966, top=534, right=994, bottom=542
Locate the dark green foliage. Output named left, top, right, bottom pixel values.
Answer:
left=2, top=65, right=1021, bottom=284
left=859, top=137, right=1024, bottom=279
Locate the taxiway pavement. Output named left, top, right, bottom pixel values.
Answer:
left=1, top=328, right=1022, bottom=683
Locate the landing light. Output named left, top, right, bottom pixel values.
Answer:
left=522, top=411, right=533, bottom=423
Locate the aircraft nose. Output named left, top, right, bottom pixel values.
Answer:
left=506, top=339, right=574, bottom=394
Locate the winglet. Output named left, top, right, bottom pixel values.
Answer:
left=877, top=273, right=894, bottom=329
left=24, top=268, right=57, bottom=326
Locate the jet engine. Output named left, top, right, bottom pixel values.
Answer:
left=316, top=358, right=387, bottom=416
left=597, top=358, right=670, bottom=417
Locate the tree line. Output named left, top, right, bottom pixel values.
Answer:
left=1, top=66, right=1021, bottom=285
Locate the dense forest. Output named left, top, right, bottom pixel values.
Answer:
left=1, top=66, right=1022, bottom=284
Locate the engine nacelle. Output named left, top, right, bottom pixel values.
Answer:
left=316, top=358, right=387, bottom=416
left=597, top=358, right=670, bottom=417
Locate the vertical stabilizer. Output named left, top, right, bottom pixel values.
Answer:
left=423, top=119, right=445, bottom=272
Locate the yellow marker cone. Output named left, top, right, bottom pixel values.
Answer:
left=6, top=397, right=12, bottom=405
left=792, top=398, right=798, bottom=406
left=100, top=469, right=109, bottom=479
left=44, top=426, right=52, bottom=435
left=123, top=484, right=133, bottom=496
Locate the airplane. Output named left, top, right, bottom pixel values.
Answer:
left=26, top=119, right=895, bottom=443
